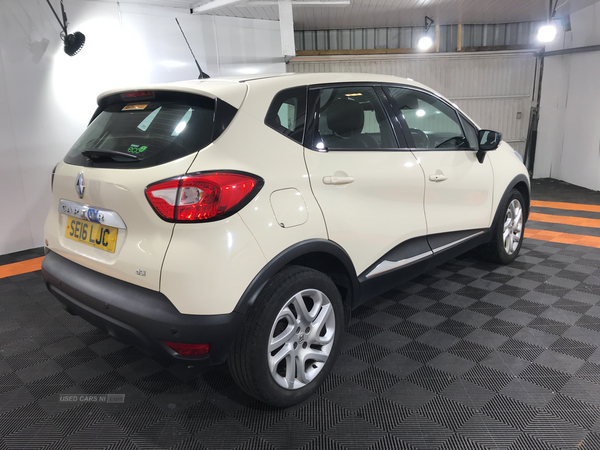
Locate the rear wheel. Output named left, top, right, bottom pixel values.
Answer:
left=480, top=189, right=525, bottom=264
left=228, top=266, right=344, bottom=407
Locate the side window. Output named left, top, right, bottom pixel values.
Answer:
left=265, top=86, right=307, bottom=144
left=311, top=86, right=396, bottom=150
left=388, top=87, right=470, bottom=150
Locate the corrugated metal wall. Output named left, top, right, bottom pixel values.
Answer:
left=295, top=21, right=544, bottom=52
left=288, top=52, right=537, bottom=156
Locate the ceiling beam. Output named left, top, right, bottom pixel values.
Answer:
left=242, top=0, right=349, bottom=5
left=192, top=0, right=349, bottom=12
left=279, top=0, right=295, bottom=61
left=192, top=0, right=246, bottom=14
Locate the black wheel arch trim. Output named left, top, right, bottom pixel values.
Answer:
left=233, top=239, right=359, bottom=315
left=492, top=174, right=531, bottom=229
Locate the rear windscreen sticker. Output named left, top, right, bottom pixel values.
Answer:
left=122, top=103, right=148, bottom=111
left=127, top=145, right=148, bottom=154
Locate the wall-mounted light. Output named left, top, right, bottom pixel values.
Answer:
left=537, top=0, right=560, bottom=43
left=417, top=16, right=435, bottom=51
left=537, top=23, right=558, bottom=43
left=45, top=0, right=85, bottom=56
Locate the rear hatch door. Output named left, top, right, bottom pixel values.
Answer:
left=48, top=89, right=238, bottom=291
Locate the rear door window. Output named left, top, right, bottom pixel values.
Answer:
left=64, top=92, right=237, bottom=169
left=309, top=86, right=397, bottom=150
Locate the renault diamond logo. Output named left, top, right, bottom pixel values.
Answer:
left=75, top=172, right=85, bottom=199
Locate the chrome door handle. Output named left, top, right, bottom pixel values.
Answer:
left=429, top=174, right=448, bottom=182
left=323, top=176, right=355, bottom=185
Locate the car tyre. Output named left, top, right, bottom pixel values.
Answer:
left=228, top=265, right=344, bottom=407
left=480, top=189, right=525, bottom=264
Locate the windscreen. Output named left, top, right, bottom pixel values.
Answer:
left=64, top=92, right=231, bottom=169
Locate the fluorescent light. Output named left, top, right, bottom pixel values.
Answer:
left=537, top=24, right=558, bottom=43
left=417, top=35, right=433, bottom=50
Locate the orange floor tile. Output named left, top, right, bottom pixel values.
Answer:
left=524, top=229, right=600, bottom=248
left=0, top=257, right=44, bottom=279
left=528, top=212, right=600, bottom=229
left=531, top=200, right=600, bottom=214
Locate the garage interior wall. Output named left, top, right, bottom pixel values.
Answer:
left=534, top=1, right=600, bottom=191
left=288, top=52, right=536, bottom=157
left=0, top=0, right=284, bottom=256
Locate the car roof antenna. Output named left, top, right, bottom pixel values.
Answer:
left=175, top=18, right=210, bottom=79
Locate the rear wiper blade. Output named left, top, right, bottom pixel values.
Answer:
left=82, top=149, right=140, bottom=160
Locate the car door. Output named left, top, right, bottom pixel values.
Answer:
left=385, top=86, right=494, bottom=244
left=303, top=84, right=427, bottom=276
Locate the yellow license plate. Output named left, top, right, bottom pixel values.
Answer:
left=65, top=217, right=118, bottom=253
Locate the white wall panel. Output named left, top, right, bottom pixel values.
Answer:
left=557, top=52, right=600, bottom=191
left=535, top=1, right=600, bottom=190
left=0, top=0, right=284, bottom=256
left=213, top=16, right=283, bottom=77
left=0, top=47, right=33, bottom=252
left=289, top=52, right=536, bottom=155
left=533, top=56, right=569, bottom=180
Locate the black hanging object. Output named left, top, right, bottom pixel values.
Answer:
left=64, top=31, right=85, bottom=56
left=424, top=16, right=434, bottom=32
left=46, top=0, right=85, bottom=56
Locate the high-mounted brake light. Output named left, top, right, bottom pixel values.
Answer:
left=145, top=172, right=263, bottom=222
left=120, top=91, right=155, bottom=101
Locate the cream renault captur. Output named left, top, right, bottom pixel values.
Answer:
left=43, top=72, right=530, bottom=407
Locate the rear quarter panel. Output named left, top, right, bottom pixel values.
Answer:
left=160, top=83, right=328, bottom=315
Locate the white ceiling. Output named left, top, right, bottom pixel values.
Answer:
left=98, top=0, right=600, bottom=29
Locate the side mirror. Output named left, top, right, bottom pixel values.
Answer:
left=478, top=130, right=502, bottom=151
left=476, top=130, right=501, bottom=163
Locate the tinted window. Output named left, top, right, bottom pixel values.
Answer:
left=65, top=92, right=236, bottom=169
left=311, top=86, right=396, bottom=150
left=388, top=87, right=469, bottom=150
left=265, top=86, right=307, bottom=144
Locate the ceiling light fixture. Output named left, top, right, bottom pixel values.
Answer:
left=45, top=0, right=85, bottom=56
left=417, top=16, right=434, bottom=51
left=537, top=23, right=557, bottom=43
left=537, top=0, right=559, bottom=43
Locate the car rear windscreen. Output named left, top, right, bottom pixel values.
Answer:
left=64, top=91, right=236, bottom=169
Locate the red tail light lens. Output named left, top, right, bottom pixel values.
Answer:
left=120, top=91, right=155, bottom=101
left=146, top=172, right=263, bottom=222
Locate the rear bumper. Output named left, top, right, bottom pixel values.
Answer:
left=42, top=251, right=243, bottom=365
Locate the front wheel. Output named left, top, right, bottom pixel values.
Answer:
left=228, top=266, right=344, bottom=407
left=479, top=189, right=525, bottom=264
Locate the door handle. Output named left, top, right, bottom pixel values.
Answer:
left=323, top=176, right=355, bottom=185
left=429, top=174, right=448, bottom=182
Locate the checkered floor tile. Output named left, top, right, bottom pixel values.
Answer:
left=2, top=238, right=600, bottom=449
left=3, top=178, right=600, bottom=449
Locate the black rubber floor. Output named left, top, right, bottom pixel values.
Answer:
left=2, top=179, right=600, bottom=449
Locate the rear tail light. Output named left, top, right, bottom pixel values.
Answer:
left=163, top=341, right=210, bottom=356
left=146, top=171, right=263, bottom=222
